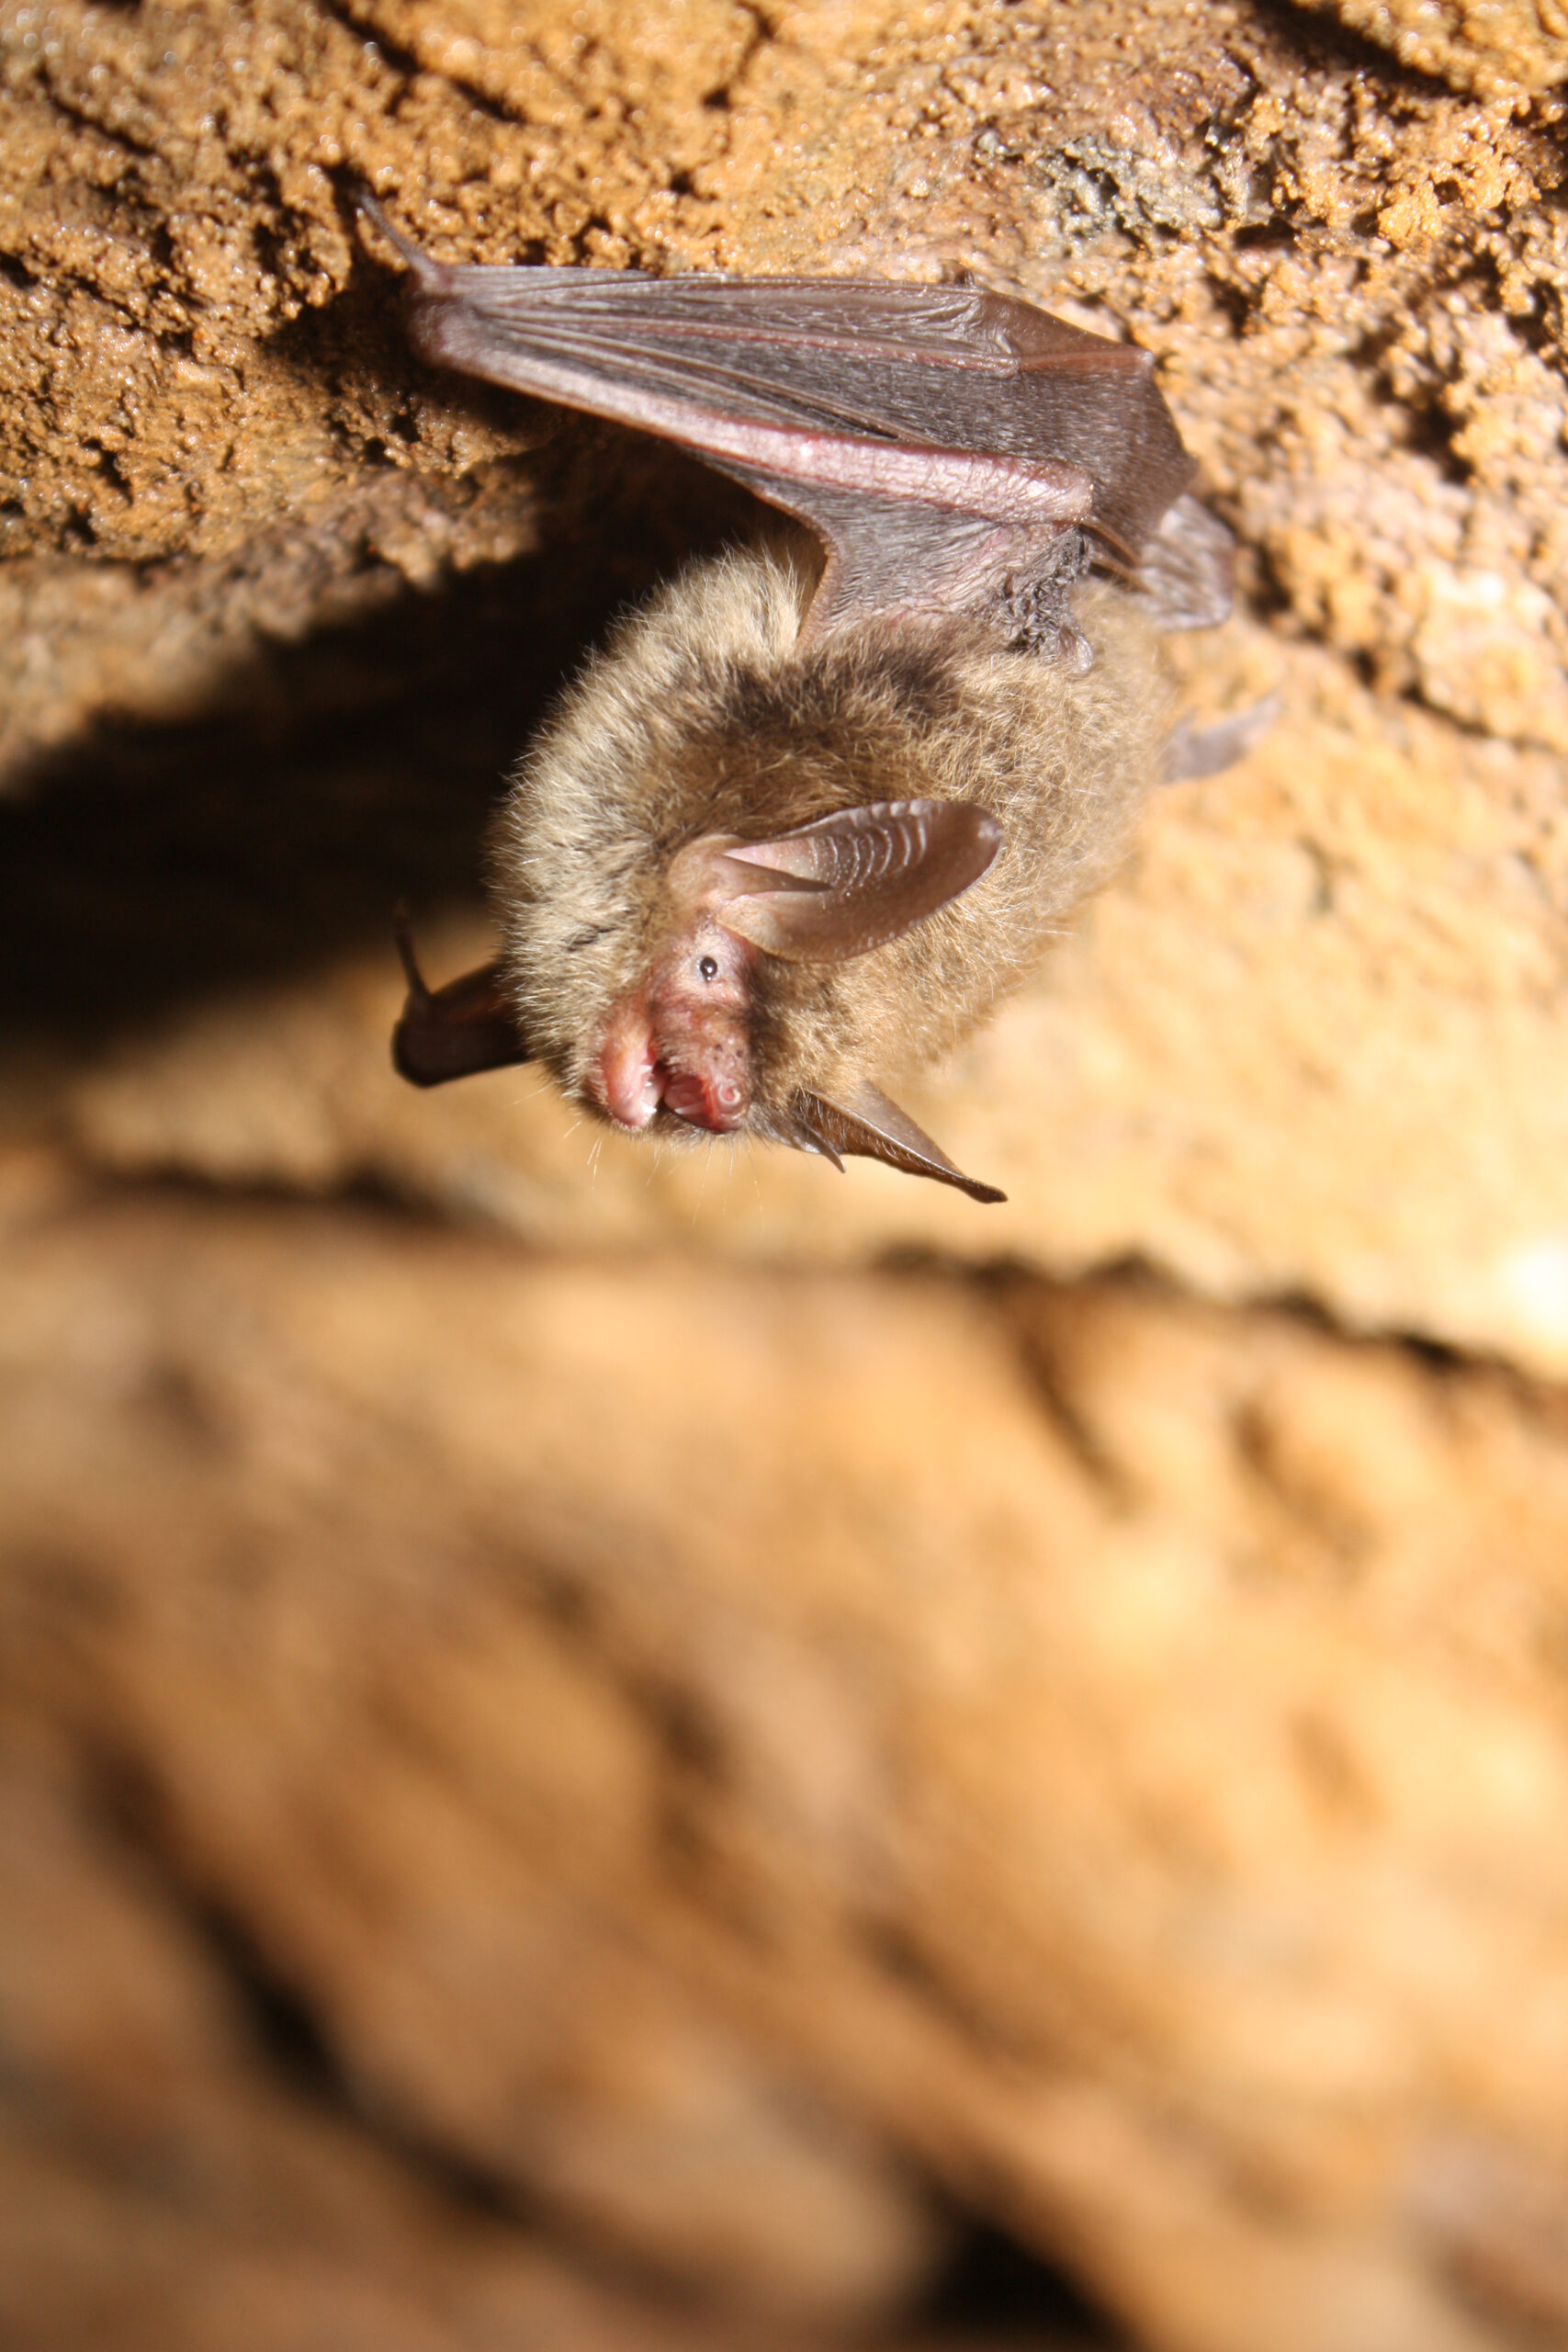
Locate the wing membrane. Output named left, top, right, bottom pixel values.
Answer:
left=363, top=201, right=1198, bottom=640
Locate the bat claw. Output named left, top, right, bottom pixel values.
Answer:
left=391, top=903, right=434, bottom=1010
left=355, top=191, right=446, bottom=285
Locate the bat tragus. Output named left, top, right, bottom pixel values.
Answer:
left=365, top=196, right=1258, bottom=1204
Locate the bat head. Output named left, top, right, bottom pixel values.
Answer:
left=460, top=546, right=1168, bottom=1204
left=583, top=800, right=1002, bottom=1139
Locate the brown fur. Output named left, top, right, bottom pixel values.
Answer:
left=492, top=545, right=1168, bottom=1136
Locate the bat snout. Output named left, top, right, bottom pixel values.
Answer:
left=590, top=986, right=753, bottom=1136
left=649, top=983, right=753, bottom=1133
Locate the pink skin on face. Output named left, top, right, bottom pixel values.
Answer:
left=590, top=919, right=756, bottom=1135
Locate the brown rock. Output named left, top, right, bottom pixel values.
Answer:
left=1289, top=0, right=1568, bottom=97
left=1, top=0, right=1566, bottom=777
left=6, top=1186, right=1568, bottom=2348
left=7, top=6, right=1568, bottom=2347
left=49, top=620, right=1568, bottom=1374
left=0, top=1715, right=852, bottom=2352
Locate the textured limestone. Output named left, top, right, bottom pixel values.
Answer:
left=2, top=0, right=1566, bottom=773
left=1292, top=0, right=1568, bottom=96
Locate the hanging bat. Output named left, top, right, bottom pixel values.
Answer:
left=363, top=195, right=1241, bottom=1204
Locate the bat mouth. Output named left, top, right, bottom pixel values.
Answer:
left=655, top=1063, right=748, bottom=1133
left=592, top=1020, right=749, bottom=1136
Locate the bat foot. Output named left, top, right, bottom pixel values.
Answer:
left=1163, top=693, right=1282, bottom=785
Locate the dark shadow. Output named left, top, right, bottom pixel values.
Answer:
left=916, top=2212, right=1130, bottom=2342
left=1248, top=0, right=1464, bottom=92
left=0, top=435, right=753, bottom=1051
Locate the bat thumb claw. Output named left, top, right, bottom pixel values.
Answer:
left=391, top=903, right=434, bottom=1008
left=355, top=191, right=446, bottom=285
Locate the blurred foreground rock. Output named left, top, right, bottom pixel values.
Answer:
left=6, top=1181, right=1568, bottom=2351
left=0, top=1717, right=790, bottom=2352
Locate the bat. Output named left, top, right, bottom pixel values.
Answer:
left=364, top=195, right=1239, bottom=1204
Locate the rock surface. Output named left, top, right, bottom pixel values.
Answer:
left=4, top=0, right=1568, bottom=1359
left=0, top=1713, right=795, bottom=2352
left=1292, top=0, right=1568, bottom=97
left=6, top=1183, right=1568, bottom=2350
left=6, top=3, right=1568, bottom=2348
left=44, top=616, right=1568, bottom=1374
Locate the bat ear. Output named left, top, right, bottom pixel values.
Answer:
left=714, top=799, right=1002, bottom=964
left=1134, top=492, right=1235, bottom=633
left=791, top=1080, right=1006, bottom=1204
left=390, top=912, right=533, bottom=1088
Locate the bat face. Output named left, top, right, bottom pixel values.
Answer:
left=367, top=199, right=1237, bottom=1203
left=576, top=808, right=1002, bottom=1138
left=480, top=549, right=1165, bottom=1201
left=553, top=652, right=1011, bottom=1143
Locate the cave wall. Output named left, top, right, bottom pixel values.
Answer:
left=4, top=4, right=1568, bottom=2348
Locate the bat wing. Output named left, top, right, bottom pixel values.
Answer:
left=390, top=917, right=530, bottom=1087
left=362, top=200, right=1201, bottom=642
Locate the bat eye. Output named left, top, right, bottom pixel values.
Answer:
left=698, top=955, right=719, bottom=980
